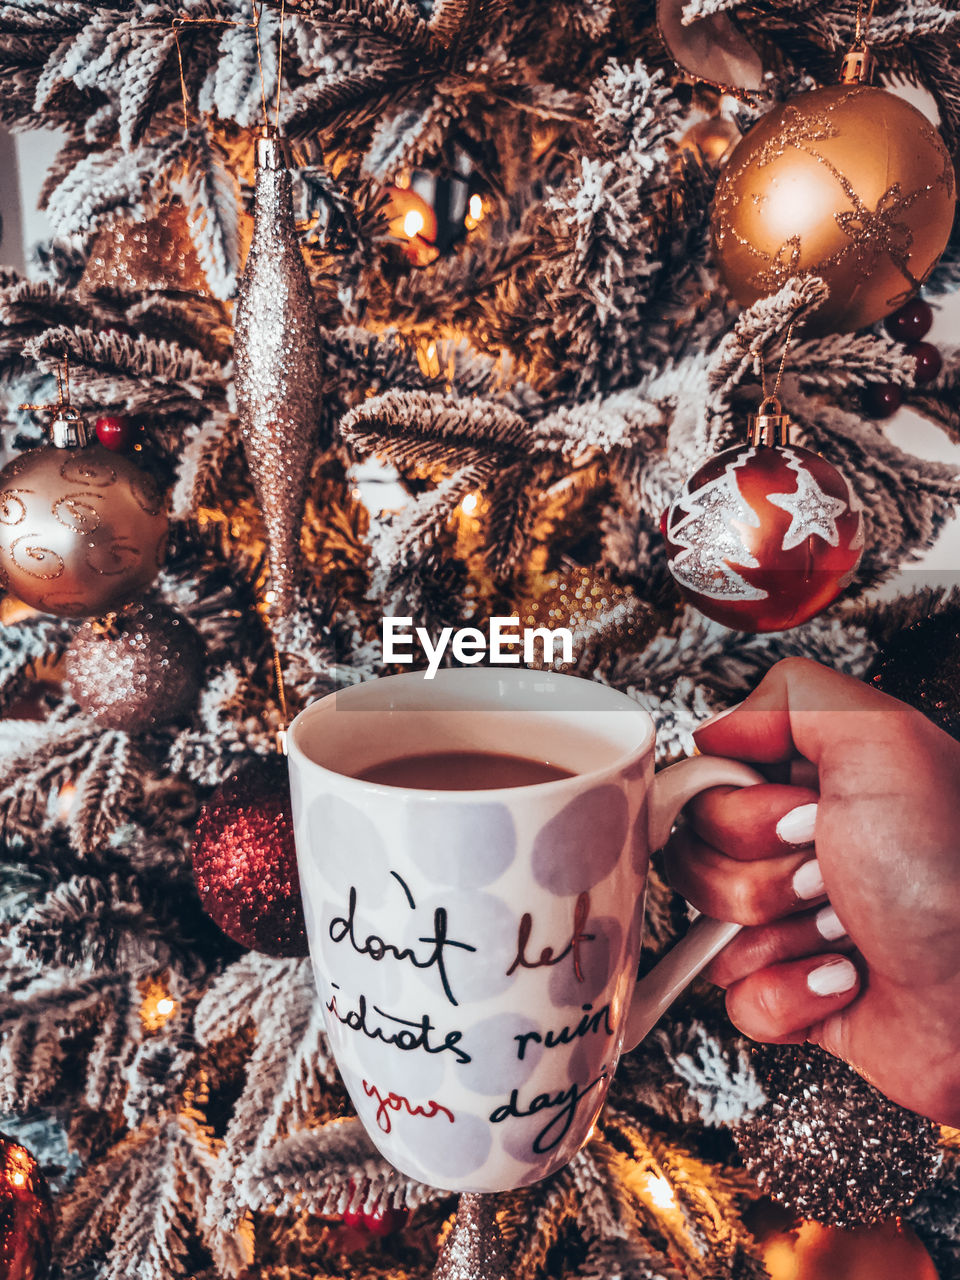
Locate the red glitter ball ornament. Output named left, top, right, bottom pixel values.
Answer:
left=0, top=1133, right=54, bottom=1280
left=663, top=413, right=863, bottom=632
left=192, top=754, right=309, bottom=957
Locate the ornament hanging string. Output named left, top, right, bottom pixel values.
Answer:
left=750, top=322, right=795, bottom=415
left=172, top=3, right=271, bottom=133
left=20, top=351, right=74, bottom=418
left=853, top=0, right=878, bottom=48
left=271, top=632, right=290, bottom=755
left=274, top=0, right=287, bottom=126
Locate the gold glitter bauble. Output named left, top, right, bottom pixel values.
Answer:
left=65, top=602, right=203, bottom=732
left=0, top=444, right=167, bottom=618
left=516, top=570, right=660, bottom=668
left=80, top=204, right=209, bottom=299
left=711, top=84, right=957, bottom=332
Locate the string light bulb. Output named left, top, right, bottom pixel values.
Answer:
left=465, top=193, right=485, bottom=230
left=403, top=209, right=425, bottom=238
left=139, top=978, right=178, bottom=1032
left=642, top=1170, right=677, bottom=1209
left=4, top=1145, right=33, bottom=1190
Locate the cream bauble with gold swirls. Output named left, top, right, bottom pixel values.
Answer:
left=0, top=435, right=167, bottom=618
left=711, top=83, right=956, bottom=332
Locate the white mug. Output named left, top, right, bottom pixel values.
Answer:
left=287, top=668, right=760, bottom=1193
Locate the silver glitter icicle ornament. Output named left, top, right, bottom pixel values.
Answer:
left=234, top=127, right=325, bottom=616
left=432, top=1195, right=508, bottom=1280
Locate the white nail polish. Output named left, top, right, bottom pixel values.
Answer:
left=793, top=857, right=826, bottom=900
left=816, top=905, right=846, bottom=941
left=776, top=802, right=818, bottom=846
left=697, top=702, right=741, bottom=732
left=807, top=957, right=858, bottom=996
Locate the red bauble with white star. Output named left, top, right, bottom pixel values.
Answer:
left=663, top=442, right=863, bottom=632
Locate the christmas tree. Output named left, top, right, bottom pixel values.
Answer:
left=0, top=1, right=959, bottom=1277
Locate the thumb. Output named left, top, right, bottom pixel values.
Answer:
left=693, top=656, right=901, bottom=767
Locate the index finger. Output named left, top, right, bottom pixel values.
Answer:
left=693, top=656, right=909, bottom=766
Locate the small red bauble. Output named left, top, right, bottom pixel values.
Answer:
left=861, top=383, right=903, bottom=419
left=94, top=415, right=133, bottom=452
left=663, top=441, right=863, bottom=632
left=0, top=1134, right=54, bottom=1280
left=340, top=1181, right=409, bottom=1235
left=906, top=341, right=943, bottom=386
left=364, top=1204, right=410, bottom=1236
left=192, top=755, right=309, bottom=957
left=884, top=297, right=933, bottom=343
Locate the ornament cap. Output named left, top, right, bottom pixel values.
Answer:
left=748, top=397, right=792, bottom=447
left=256, top=126, right=292, bottom=171
left=49, top=404, right=89, bottom=448
left=839, top=44, right=875, bottom=85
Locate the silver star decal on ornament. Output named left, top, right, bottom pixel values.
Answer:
left=766, top=451, right=848, bottom=551
left=668, top=452, right=768, bottom=601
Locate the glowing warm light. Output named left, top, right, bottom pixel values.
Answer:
left=403, top=210, right=425, bottom=238
left=140, top=978, right=178, bottom=1032
left=264, top=589, right=277, bottom=604
left=469, top=194, right=483, bottom=221
left=57, top=782, right=77, bottom=822
left=417, top=339, right=441, bottom=379
left=461, top=492, right=479, bottom=515
left=5, top=1146, right=32, bottom=1190
left=642, top=1171, right=676, bottom=1209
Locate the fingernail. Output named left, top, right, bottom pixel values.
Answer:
left=776, top=802, right=818, bottom=846
left=793, top=857, right=826, bottom=900
left=697, top=702, right=741, bottom=732
left=816, top=905, right=846, bottom=941
left=807, top=957, right=858, bottom=996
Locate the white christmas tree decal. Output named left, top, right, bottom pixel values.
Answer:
left=668, top=452, right=768, bottom=601
left=767, top=448, right=848, bottom=550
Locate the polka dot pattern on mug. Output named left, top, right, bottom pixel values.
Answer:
left=549, top=915, right=623, bottom=1007
left=307, top=794, right=390, bottom=906
left=532, top=786, right=629, bottom=895
left=407, top=801, right=516, bottom=888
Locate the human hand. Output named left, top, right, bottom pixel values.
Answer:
left=663, top=656, right=960, bottom=1126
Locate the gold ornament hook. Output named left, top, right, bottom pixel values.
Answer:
left=19, top=353, right=89, bottom=448
left=748, top=397, right=792, bottom=447
left=840, top=0, right=877, bottom=82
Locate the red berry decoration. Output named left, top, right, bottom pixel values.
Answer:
left=94, top=414, right=133, bottom=452
left=663, top=406, right=863, bottom=632
left=862, top=382, right=903, bottom=419
left=192, top=754, right=309, bottom=957
left=884, top=297, right=933, bottom=343
left=907, top=341, right=943, bottom=387
left=364, top=1204, right=409, bottom=1236
left=0, top=1134, right=54, bottom=1280
left=339, top=1181, right=409, bottom=1235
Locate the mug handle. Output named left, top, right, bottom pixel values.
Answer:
left=622, top=754, right=766, bottom=1053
